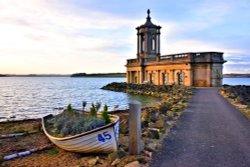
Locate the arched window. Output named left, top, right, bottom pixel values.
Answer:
left=162, top=73, right=168, bottom=85
left=177, top=72, right=184, bottom=85
left=152, top=38, right=155, bottom=50
left=141, top=35, right=145, bottom=52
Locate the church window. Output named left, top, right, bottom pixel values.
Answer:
left=177, top=72, right=184, bottom=85
left=141, top=35, right=145, bottom=52
left=152, top=38, right=155, bottom=50
left=162, top=73, right=168, bottom=85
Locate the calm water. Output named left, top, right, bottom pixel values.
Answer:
left=223, top=78, right=250, bottom=85
left=0, top=77, right=249, bottom=122
left=0, top=77, right=159, bottom=122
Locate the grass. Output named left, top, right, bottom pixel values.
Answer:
left=220, top=90, right=250, bottom=119
left=0, top=120, right=40, bottom=135
left=47, top=148, right=59, bottom=155
left=0, top=132, right=50, bottom=157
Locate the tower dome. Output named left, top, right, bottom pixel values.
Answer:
left=136, top=9, right=161, bottom=58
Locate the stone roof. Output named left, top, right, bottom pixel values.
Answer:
left=137, top=9, right=161, bottom=29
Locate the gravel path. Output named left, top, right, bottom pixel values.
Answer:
left=150, top=88, right=250, bottom=167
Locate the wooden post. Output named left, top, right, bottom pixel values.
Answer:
left=129, top=100, right=142, bottom=155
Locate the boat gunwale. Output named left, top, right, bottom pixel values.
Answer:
left=42, top=114, right=120, bottom=141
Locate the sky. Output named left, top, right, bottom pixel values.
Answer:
left=0, top=0, right=250, bottom=74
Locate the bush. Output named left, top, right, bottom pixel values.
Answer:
left=101, top=104, right=111, bottom=124
left=90, top=103, right=97, bottom=117
left=82, top=101, right=87, bottom=110
left=67, top=104, right=73, bottom=113
left=95, top=102, right=101, bottom=112
left=46, top=104, right=108, bottom=137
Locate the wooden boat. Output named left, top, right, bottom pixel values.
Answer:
left=42, top=114, right=119, bottom=153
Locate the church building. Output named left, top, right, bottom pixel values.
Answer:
left=126, top=10, right=226, bottom=87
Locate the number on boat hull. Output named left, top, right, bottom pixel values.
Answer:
left=97, top=131, right=112, bottom=142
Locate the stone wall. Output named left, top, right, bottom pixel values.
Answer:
left=126, top=52, right=226, bottom=87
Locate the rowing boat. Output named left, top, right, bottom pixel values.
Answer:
left=42, top=114, right=119, bottom=153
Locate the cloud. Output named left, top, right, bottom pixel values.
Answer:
left=0, top=0, right=249, bottom=74
left=0, top=0, right=140, bottom=74
left=224, top=64, right=250, bottom=73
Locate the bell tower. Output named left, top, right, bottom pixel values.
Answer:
left=136, top=9, right=161, bottom=60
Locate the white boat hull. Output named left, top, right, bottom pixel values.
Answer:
left=42, top=114, right=119, bottom=153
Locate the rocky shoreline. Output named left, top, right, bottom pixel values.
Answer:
left=1, top=83, right=193, bottom=167
left=221, top=85, right=250, bottom=119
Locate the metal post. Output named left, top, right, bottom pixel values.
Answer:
left=129, top=100, right=142, bottom=155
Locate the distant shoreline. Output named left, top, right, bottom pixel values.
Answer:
left=223, top=74, right=250, bottom=78
left=70, top=73, right=126, bottom=78
left=0, top=74, right=70, bottom=77
left=0, top=73, right=126, bottom=78
left=0, top=73, right=249, bottom=78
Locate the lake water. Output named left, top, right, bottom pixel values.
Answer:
left=223, top=78, right=250, bottom=85
left=0, top=77, right=249, bottom=122
left=0, top=77, right=159, bottom=122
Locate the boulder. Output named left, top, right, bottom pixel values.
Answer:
left=120, top=120, right=129, bottom=134
left=147, top=128, right=160, bottom=139
left=81, top=156, right=99, bottom=167
left=108, top=148, right=127, bottom=162
left=150, top=116, right=165, bottom=129
left=119, top=136, right=129, bottom=152
left=145, top=142, right=158, bottom=152
left=111, top=158, right=121, bottom=166
left=124, top=161, right=140, bottom=167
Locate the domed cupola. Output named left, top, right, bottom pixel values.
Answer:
left=136, top=9, right=161, bottom=58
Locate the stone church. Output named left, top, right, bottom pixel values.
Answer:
left=126, top=10, right=226, bottom=87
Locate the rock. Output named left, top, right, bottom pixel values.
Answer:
left=166, top=121, right=174, bottom=126
left=119, top=136, right=129, bottom=152
left=149, top=112, right=158, bottom=123
left=142, top=130, right=148, bottom=137
left=124, top=161, right=140, bottom=167
left=143, top=150, right=152, bottom=158
left=108, top=148, right=127, bottom=162
left=120, top=121, right=129, bottom=134
left=117, top=155, right=149, bottom=167
left=111, top=158, right=121, bottom=166
left=145, top=142, right=158, bottom=152
left=119, top=136, right=129, bottom=144
left=87, top=158, right=97, bottom=166
left=150, top=117, right=165, bottom=129
left=141, top=112, right=150, bottom=127
left=147, top=128, right=160, bottom=139
left=81, top=156, right=99, bottom=167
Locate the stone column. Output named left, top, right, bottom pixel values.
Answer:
left=141, top=35, right=144, bottom=52
left=141, top=68, right=144, bottom=83
left=158, top=70, right=160, bottom=85
left=137, top=71, right=140, bottom=84
left=157, top=31, right=160, bottom=55
left=137, top=31, right=140, bottom=55
left=155, top=34, right=158, bottom=55
left=127, top=71, right=130, bottom=83
left=145, top=32, right=149, bottom=54
left=130, top=71, right=133, bottom=84
left=206, top=64, right=212, bottom=87
left=154, top=36, right=156, bottom=53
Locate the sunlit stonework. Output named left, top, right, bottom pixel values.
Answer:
left=126, top=9, right=226, bottom=87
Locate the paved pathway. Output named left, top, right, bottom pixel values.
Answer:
left=150, top=88, right=250, bottom=167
